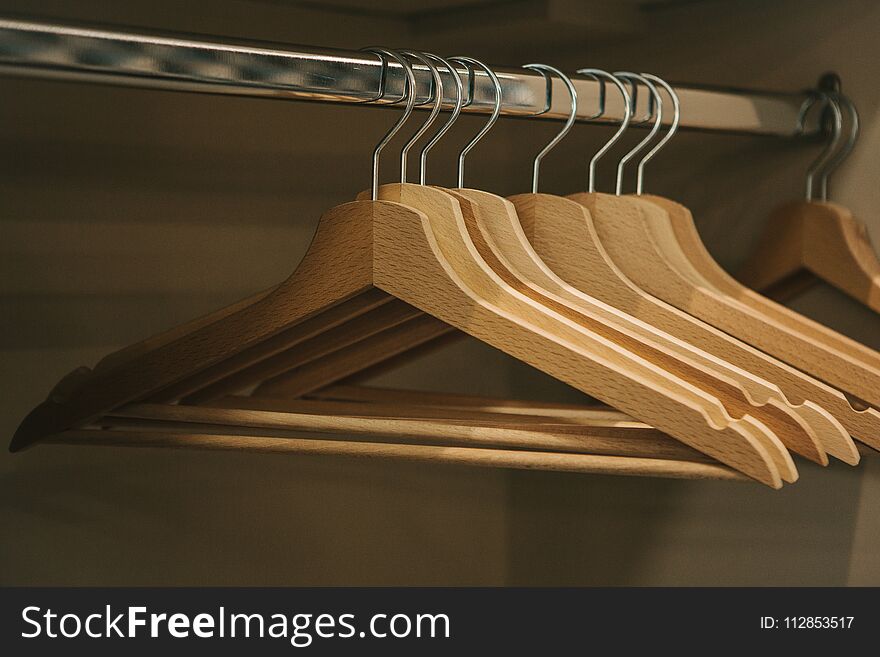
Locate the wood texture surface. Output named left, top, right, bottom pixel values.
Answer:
left=11, top=200, right=377, bottom=450
left=739, top=200, right=880, bottom=313
left=254, top=313, right=452, bottom=397
left=454, top=188, right=802, bottom=476
left=648, top=195, right=880, bottom=370
left=569, top=192, right=880, bottom=411
left=48, top=429, right=749, bottom=481
left=106, top=401, right=711, bottom=461
left=520, top=191, right=860, bottom=461
left=149, top=290, right=397, bottom=403
left=176, top=298, right=422, bottom=403
left=372, top=185, right=783, bottom=486
left=310, top=384, right=628, bottom=420
left=475, top=190, right=826, bottom=467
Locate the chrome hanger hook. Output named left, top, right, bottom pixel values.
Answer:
left=449, top=56, right=502, bottom=188
left=804, top=92, right=842, bottom=201
left=576, top=68, right=631, bottom=193
left=399, top=50, right=444, bottom=185
left=362, top=47, right=416, bottom=201
left=419, top=53, right=464, bottom=185
left=523, top=63, right=578, bottom=193
left=635, top=73, right=680, bottom=195
left=613, top=72, right=663, bottom=195
left=816, top=91, right=859, bottom=201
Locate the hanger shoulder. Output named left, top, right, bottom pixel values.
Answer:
left=95, top=288, right=275, bottom=374
left=11, top=200, right=380, bottom=450
left=506, top=192, right=842, bottom=464
left=740, top=199, right=880, bottom=309
left=573, top=192, right=880, bottom=409
left=630, top=194, right=874, bottom=455
left=802, top=202, right=880, bottom=312
left=371, top=184, right=782, bottom=486
left=738, top=199, right=811, bottom=293
left=464, top=191, right=812, bottom=470
left=207, top=397, right=706, bottom=463
left=654, top=195, right=880, bottom=369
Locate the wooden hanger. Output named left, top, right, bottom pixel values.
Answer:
left=520, top=191, right=871, bottom=457
left=455, top=187, right=806, bottom=477
left=574, top=193, right=880, bottom=409
left=509, top=191, right=857, bottom=463
left=16, top=185, right=784, bottom=486
left=53, top=429, right=746, bottom=481
left=636, top=89, right=880, bottom=365
left=369, top=181, right=784, bottom=486
left=739, top=200, right=880, bottom=313
left=309, top=383, right=874, bottom=457
left=442, top=65, right=830, bottom=467
left=739, top=91, right=880, bottom=314
left=642, top=195, right=880, bottom=368
left=308, top=384, right=624, bottom=420
left=562, top=75, right=880, bottom=411
left=14, top=52, right=787, bottom=487
left=360, top=62, right=838, bottom=471
left=595, top=78, right=877, bottom=450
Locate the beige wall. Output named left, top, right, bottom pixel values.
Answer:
left=1, top=0, right=878, bottom=586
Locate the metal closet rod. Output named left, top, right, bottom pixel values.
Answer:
left=0, top=18, right=822, bottom=137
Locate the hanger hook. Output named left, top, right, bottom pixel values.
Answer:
left=418, top=53, right=464, bottom=185
left=362, top=48, right=417, bottom=201
left=634, top=73, right=680, bottom=195
left=804, top=91, right=843, bottom=201
left=815, top=91, right=859, bottom=201
left=523, top=63, right=578, bottom=193
left=613, top=72, right=663, bottom=195
left=448, top=56, right=503, bottom=188
left=576, top=68, right=631, bottom=193
left=399, top=50, right=444, bottom=185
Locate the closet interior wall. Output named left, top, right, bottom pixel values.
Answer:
left=1, top=0, right=878, bottom=585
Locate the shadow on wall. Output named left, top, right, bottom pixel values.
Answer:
left=505, top=461, right=863, bottom=586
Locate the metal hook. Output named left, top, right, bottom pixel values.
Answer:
left=617, top=76, right=655, bottom=125
left=361, top=47, right=416, bottom=201
left=804, top=92, right=842, bottom=201
left=613, top=72, right=663, bottom=195
left=634, top=73, right=680, bottom=195
left=815, top=91, right=859, bottom=201
left=448, top=56, right=503, bottom=188
left=418, top=53, right=464, bottom=185
left=399, top=50, right=444, bottom=185
left=523, top=63, right=578, bottom=193
left=575, top=68, right=632, bottom=192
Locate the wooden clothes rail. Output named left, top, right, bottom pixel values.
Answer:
left=0, top=18, right=823, bottom=137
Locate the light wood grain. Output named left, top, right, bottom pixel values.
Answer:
left=570, top=192, right=880, bottom=412
left=14, top=191, right=791, bottom=486
left=519, top=191, right=858, bottom=462
left=254, top=313, right=452, bottom=398
left=48, top=429, right=750, bottom=481
left=149, top=289, right=396, bottom=403
left=372, top=185, right=783, bottom=486
left=12, top=200, right=378, bottom=450
left=464, top=189, right=821, bottom=468
left=739, top=200, right=880, bottom=313
left=220, top=395, right=640, bottom=429
left=649, top=195, right=880, bottom=370
left=176, top=298, right=423, bottom=403
left=106, top=401, right=711, bottom=461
